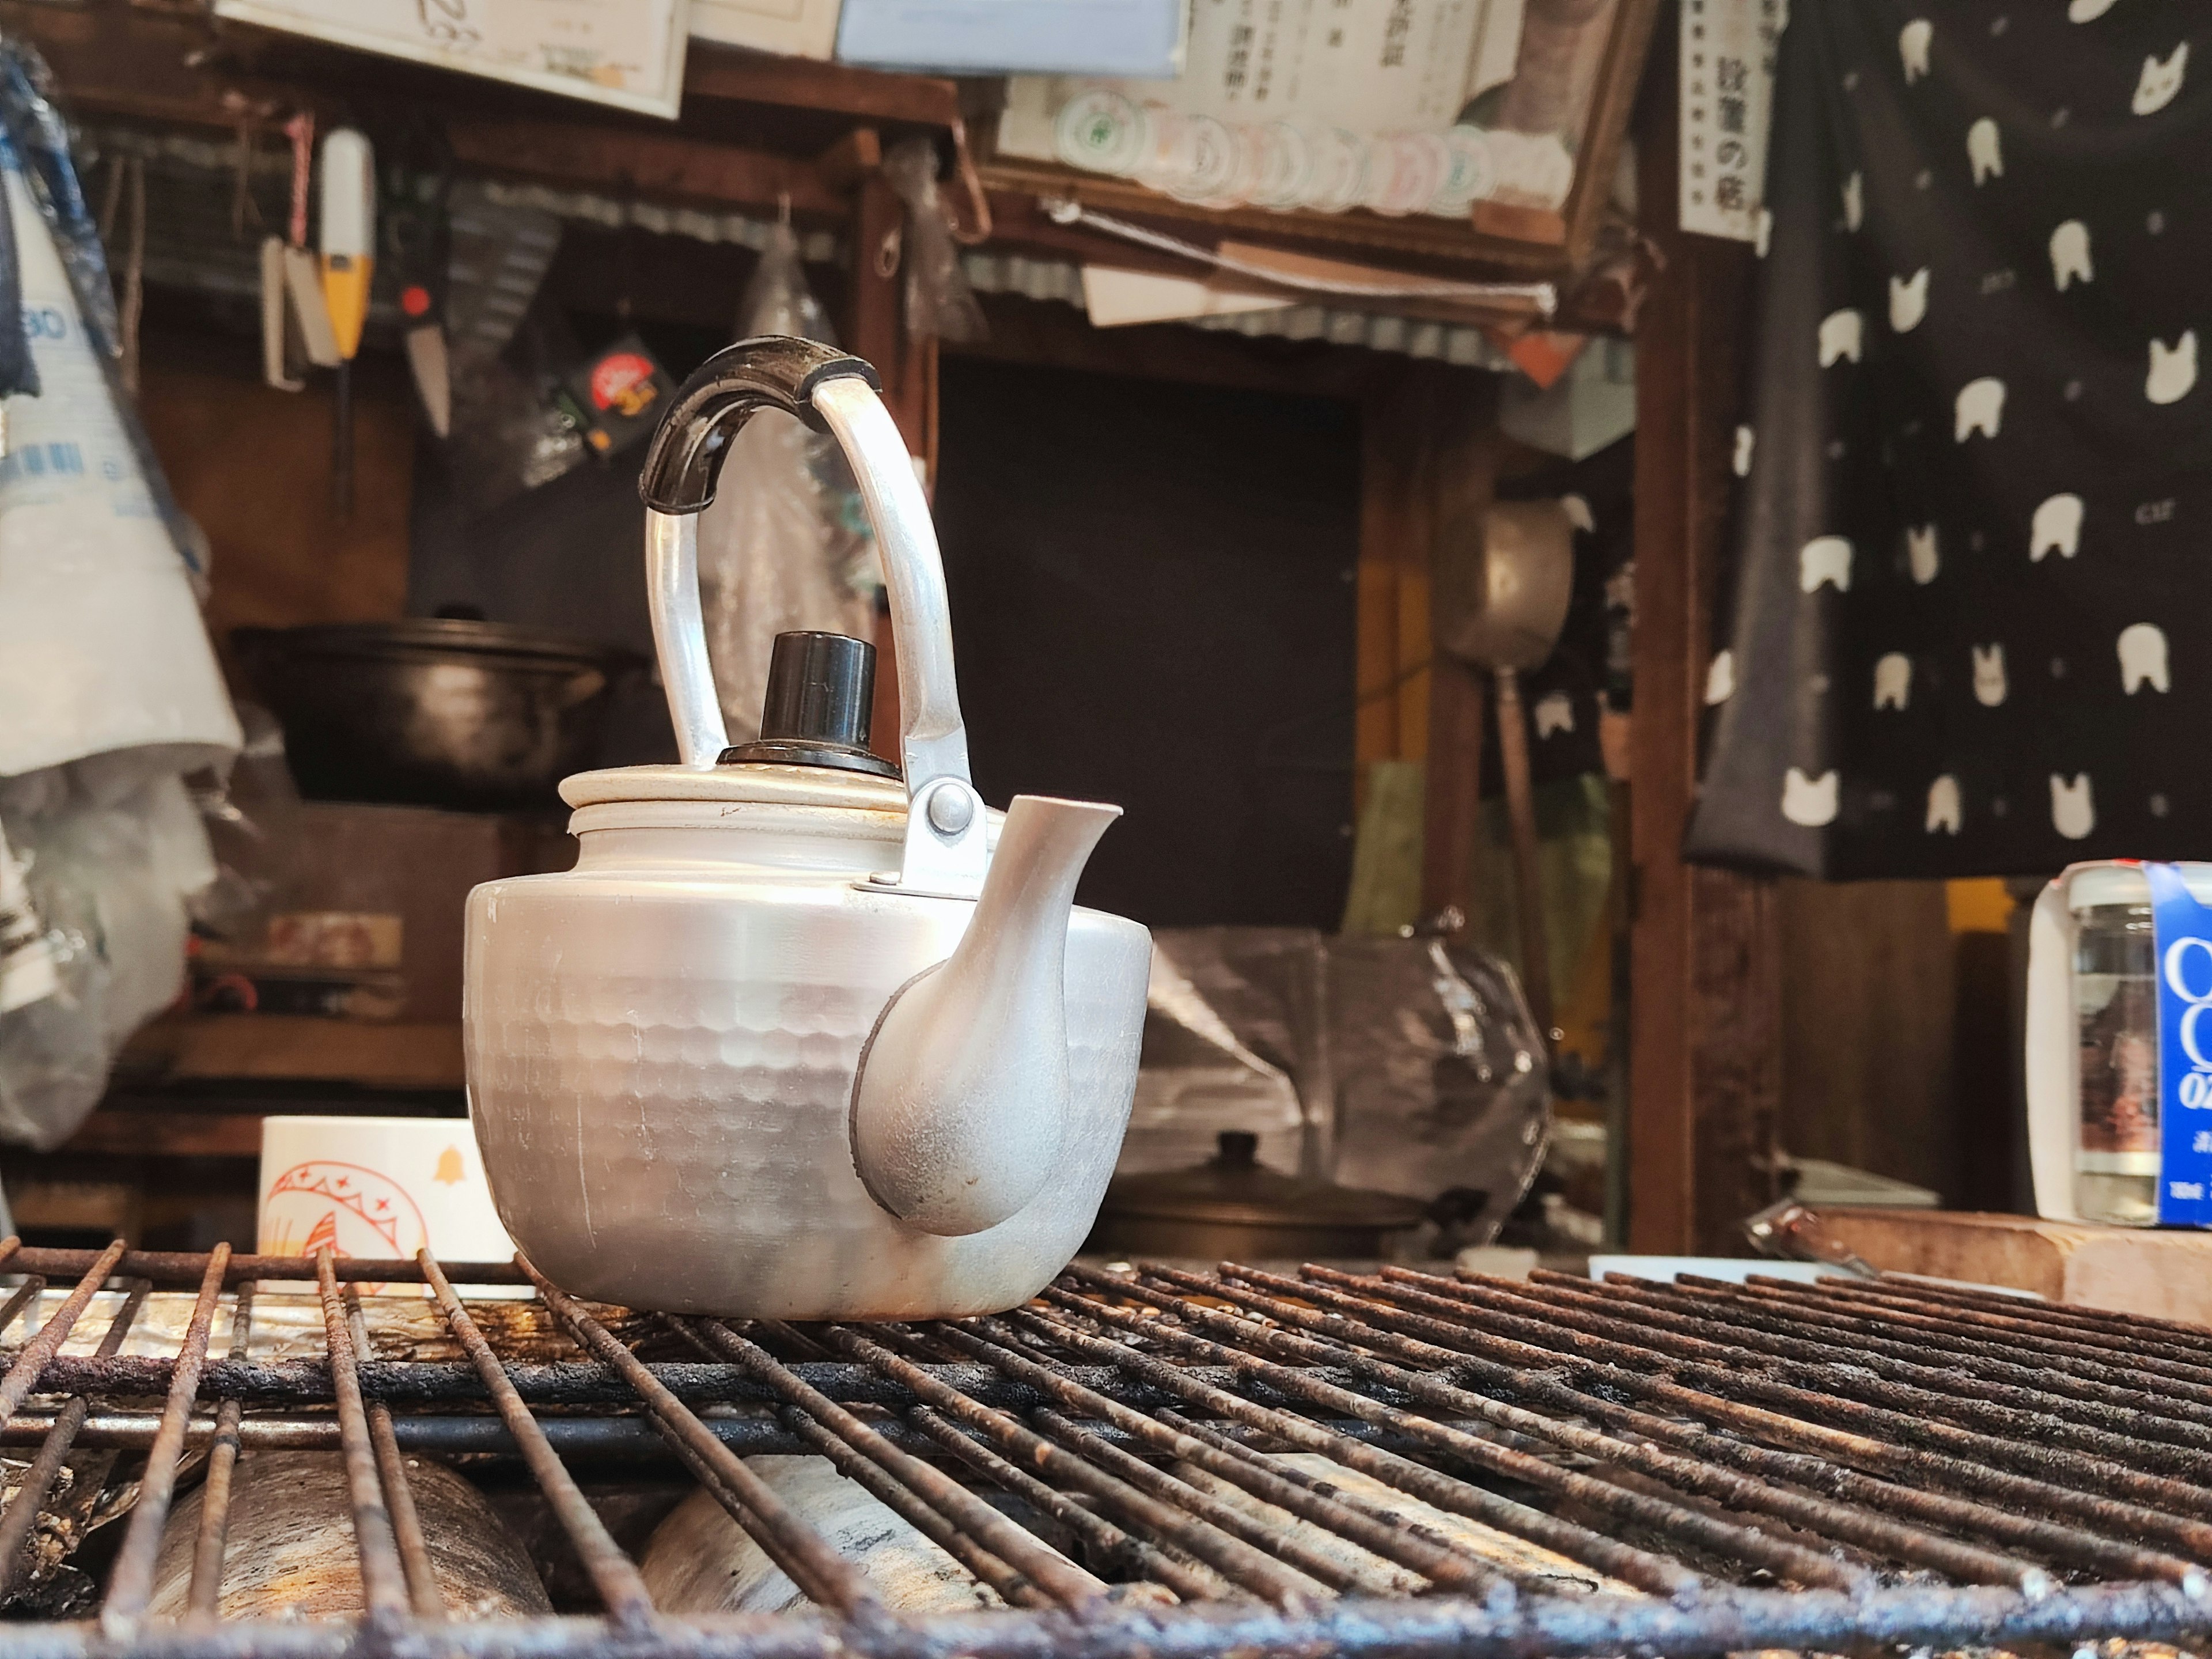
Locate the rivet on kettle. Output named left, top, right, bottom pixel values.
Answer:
left=926, top=782, right=976, bottom=836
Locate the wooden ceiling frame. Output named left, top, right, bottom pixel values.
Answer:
left=0, top=1, right=1651, bottom=336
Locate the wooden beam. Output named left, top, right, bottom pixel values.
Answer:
left=0, top=1, right=224, bottom=126
left=816, top=126, right=884, bottom=193
left=63, top=1110, right=265, bottom=1160
left=445, top=116, right=847, bottom=220
left=1419, top=377, right=1498, bottom=933
left=681, top=43, right=961, bottom=129
left=1354, top=396, right=1408, bottom=793
left=1422, top=662, right=1488, bottom=930
left=1627, top=31, right=1780, bottom=1255
left=121, top=1016, right=465, bottom=1090
left=845, top=172, right=935, bottom=463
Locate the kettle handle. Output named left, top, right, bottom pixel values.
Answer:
left=639, top=335, right=874, bottom=517
left=638, top=338, right=984, bottom=892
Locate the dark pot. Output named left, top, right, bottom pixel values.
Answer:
left=233, top=619, right=637, bottom=812
left=1087, top=1131, right=1433, bottom=1260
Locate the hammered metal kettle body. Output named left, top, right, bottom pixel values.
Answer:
left=462, top=338, right=1150, bottom=1319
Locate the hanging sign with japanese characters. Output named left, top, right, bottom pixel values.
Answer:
left=1678, top=0, right=1779, bottom=242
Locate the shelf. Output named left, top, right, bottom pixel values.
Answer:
left=62, top=1109, right=266, bottom=1159
left=119, top=1015, right=466, bottom=1092
left=0, top=0, right=1649, bottom=296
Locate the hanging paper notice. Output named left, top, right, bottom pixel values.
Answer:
left=212, top=0, right=691, bottom=120
left=1678, top=0, right=1779, bottom=243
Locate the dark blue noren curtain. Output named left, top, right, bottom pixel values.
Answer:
left=1688, top=0, right=2212, bottom=878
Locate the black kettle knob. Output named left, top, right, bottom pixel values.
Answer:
left=719, top=631, right=899, bottom=778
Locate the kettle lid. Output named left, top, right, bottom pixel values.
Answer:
left=560, top=761, right=907, bottom=812
left=564, top=628, right=907, bottom=812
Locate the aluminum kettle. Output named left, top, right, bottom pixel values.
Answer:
left=462, top=338, right=1151, bottom=1319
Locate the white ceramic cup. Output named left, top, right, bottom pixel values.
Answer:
left=257, top=1116, right=522, bottom=1294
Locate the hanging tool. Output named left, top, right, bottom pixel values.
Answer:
left=262, top=113, right=336, bottom=392
left=318, top=126, right=374, bottom=517
left=383, top=126, right=452, bottom=438
left=1435, top=496, right=1577, bottom=1054
left=97, top=155, right=146, bottom=396
left=259, top=237, right=301, bottom=392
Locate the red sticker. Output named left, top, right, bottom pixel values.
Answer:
left=589, top=351, right=656, bottom=412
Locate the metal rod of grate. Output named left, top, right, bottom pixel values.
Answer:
left=0, top=1238, right=2200, bottom=1658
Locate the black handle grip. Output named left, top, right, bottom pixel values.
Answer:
left=637, top=336, right=882, bottom=516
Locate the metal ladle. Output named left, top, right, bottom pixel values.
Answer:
left=1435, top=497, right=1576, bottom=1048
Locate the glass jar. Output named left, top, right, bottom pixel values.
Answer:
left=2074, top=900, right=2160, bottom=1226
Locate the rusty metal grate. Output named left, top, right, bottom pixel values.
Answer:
left=0, top=1241, right=2203, bottom=1656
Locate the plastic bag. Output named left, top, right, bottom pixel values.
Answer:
left=442, top=308, right=588, bottom=517
left=1325, top=934, right=1549, bottom=1243
left=0, top=46, right=203, bottom=581
left=697, top=222, right=878, bottom=742
left=881, top=137, right=986, bottom=346
left=0, top=758, right=215, bottom=1149
left=433, top=185, right=579, bottom=513
left=1130, top=927, right=1550, bottom=1246
left=0, top=151, right=239, bottom=779
left=185, top=703, right=301, bottom=944
left=1124, top=945, right=1305, bottom=1176
left=0, top=53, right=238, bottom=1152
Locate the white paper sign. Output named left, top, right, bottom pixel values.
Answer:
left=1000, top=0, right=1522, bottom=159
left=1678, top=0, right=1779, bottom=243
left=214, top=0, right=691, bottom=120
left=691, top=0, right=840, bottom=59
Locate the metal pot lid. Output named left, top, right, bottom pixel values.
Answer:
left=1100, top=1131, right=1432, bottom=1230
left=236, top=618, right=630, bottom=669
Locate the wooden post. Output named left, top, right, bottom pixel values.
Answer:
left=1627, top=36, right=1782, bottom=1254
left=1353, top=404, right=1407, bottom=805
left=1422, top=661, right=1488, bottom=929
left=846, top=171, right=940, bottom=758
left=846, top=173, right=937, bottom=467
left=1422, top=380, right=1498, bottom=933
left=1354, top=364, right=1496, bottom=933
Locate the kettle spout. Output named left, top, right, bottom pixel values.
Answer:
left=851, top=794, right=1120, bottom=1236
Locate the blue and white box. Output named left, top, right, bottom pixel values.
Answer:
left=835, top=0, right=1188, bottom=78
